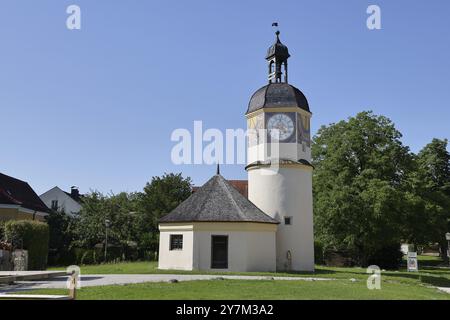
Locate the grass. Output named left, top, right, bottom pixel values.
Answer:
left=38, top=257, right=450, bottom=299
left=27, top=278, right=450, bottom=300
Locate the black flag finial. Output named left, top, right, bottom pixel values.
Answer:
left=216, top=163, right=220, bottom=175
left=272, top=22, right=280, bottom=40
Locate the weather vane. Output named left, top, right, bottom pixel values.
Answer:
left=272, top=22, right=280, bottom=36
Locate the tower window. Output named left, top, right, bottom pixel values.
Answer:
left=284, top=216, right=292, bottom=225
left=170, top=234, right=183, bottom=250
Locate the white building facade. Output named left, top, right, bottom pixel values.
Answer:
left=40, top=186, right=82, bottom=216
left=159, top=222, right=277, bottom=272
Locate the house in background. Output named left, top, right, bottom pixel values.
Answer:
left=40, top=186, right=83, bottom=216
left=0, top=172, right=50, bottom=222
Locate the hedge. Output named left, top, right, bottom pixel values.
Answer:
left=367, top=244, right=404, bottom=269
left=5, top=220, right=49, bottom=270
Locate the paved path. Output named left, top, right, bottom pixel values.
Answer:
left=0, top=274, right=333, bottom=292
left=437, top=287, right=450, bottom=294
left=2, top=274, right=449, bottom=295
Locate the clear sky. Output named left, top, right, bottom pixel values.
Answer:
left=1, top=0, right=449, bottom=195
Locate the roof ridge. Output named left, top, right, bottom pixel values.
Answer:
left=217, top=176, right=246, bottom=220
left=0, top=172, right=27, bottom=185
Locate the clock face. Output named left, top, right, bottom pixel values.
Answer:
left=267, top=113, right=295, bottom=141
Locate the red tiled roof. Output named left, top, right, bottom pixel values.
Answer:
left=193, top=180, right=248, bottom=198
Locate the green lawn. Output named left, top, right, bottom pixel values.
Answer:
left=48, top=259, right=450, bottom=283
left=29, top=278, right=449, bottom=300
left=39, top=257, right=450, bottom=299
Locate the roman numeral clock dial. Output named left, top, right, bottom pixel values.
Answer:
left=267, top=113, right=294, bottom=141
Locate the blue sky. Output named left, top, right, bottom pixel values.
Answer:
left=1, top=0, right=449, bottom=195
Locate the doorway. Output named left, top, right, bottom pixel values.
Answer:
left=211, top=235, right=228, bottom=269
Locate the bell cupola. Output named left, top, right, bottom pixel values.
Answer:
left=266, top=30, right=290, bottom=83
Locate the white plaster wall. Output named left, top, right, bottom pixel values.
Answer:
left=248, top=143, right=310, bottom=165
left=248, top=167, right=315, bottom=271
left=40, top=187, right=82, bottom=216
left=193, top=229, right=276, bottom=272
left=158, top=228, right=194, bottom=270
left=158, top=223, right=276, bottom=272
left=244, top=230, right=277, bottom=271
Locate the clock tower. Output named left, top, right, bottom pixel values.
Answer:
left=246, top=30, right=314, bottom=271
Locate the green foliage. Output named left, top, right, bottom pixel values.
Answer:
left=136, top=173, right=192, bottom=251
left=45, top=209, right=75, bottom=265
left=71, top=191, right=141, bottom=249
left=312, top=111, right=450, bottom=267
left=312, top=111, right=413, bottom=266
left=4, top=220, right=49, bottom=270
left=63, top=173, right=192, bottom=265
left=403, top=139, right=450, bottom=259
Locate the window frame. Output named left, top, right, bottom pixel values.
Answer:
left=169, top=234, right=183, bottom=251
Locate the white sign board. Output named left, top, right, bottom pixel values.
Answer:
left=407, top=252, right=418, bottom=272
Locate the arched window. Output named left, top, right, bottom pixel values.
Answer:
left=270, top=61, right=275, bottom=73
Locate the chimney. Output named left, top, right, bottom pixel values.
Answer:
left=71, top=186, right=80, bottom=200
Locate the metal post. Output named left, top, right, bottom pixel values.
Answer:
left=104, top=226, right=108, bottom=262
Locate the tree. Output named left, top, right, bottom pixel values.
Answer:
left=45, top=209, right=74, bottom=265
left=405, top=139, right=450, bottom=259
left=72, top=191, right=141, bottom=249
left=136, top=173, right=192, bottom=251
left=66, top=173, right=192, bottom=263
left=312, top=111, right=413, bottom=266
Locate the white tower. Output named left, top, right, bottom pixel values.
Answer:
left=246, top=30, right=314, bottom=271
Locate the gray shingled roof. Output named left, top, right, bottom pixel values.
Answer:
left=159, top=174, right=278, bottom=224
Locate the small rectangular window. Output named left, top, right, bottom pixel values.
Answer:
left=170, top=234, right=183, bottom=250
left=51, top=200, right=58, bottom=211
left=284, top=216, right=292, bottom=225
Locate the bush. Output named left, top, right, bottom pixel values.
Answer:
left=323, top=250, right=355, bottom=267
left=4, top=220, right=49, bottom=270
left=45, top=210, right=74, bottom=266
left=367, top=244, right=403, bottom=269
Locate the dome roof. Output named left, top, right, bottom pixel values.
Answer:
left=246, top=83, right=310, bottom=114
left=266, top=42, right=290, bottom=61
left=266, top=31, right=290, bottom=61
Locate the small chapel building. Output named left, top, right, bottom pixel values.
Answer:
left=158, top=170, right=279, bottom=272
